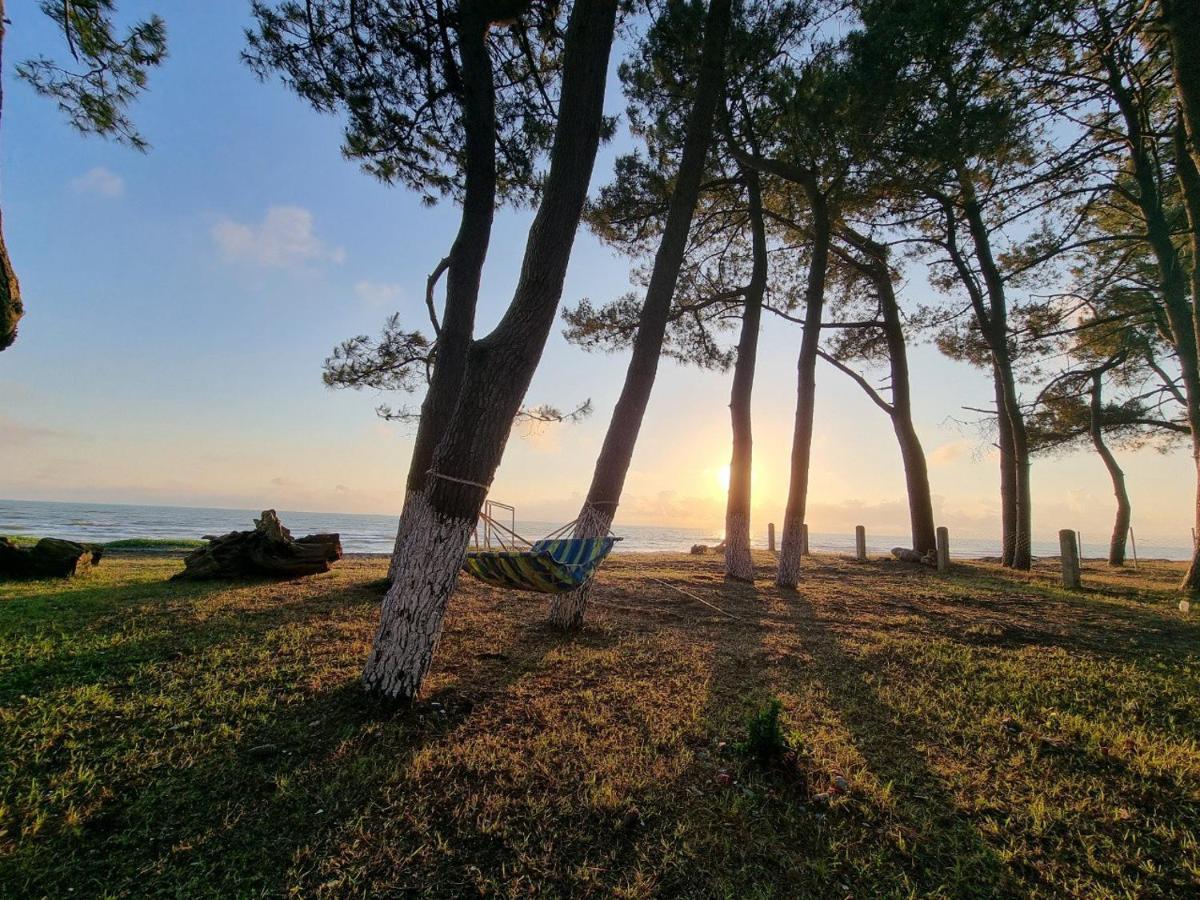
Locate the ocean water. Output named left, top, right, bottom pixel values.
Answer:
left=0, top=498, right=1193, bottom=560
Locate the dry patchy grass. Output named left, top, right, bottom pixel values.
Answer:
left=1, top=551, right=1198, bottom=897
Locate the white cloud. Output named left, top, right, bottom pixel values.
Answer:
left=354, top=281, right=405, bottom=308
left=212, top=205, right=345, bottom=268
left=70, top=166, right=124, bottom=197
left=929, top=439, right=974, bottom=466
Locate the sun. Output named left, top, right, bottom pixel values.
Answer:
left=715, top=463, right=731, bottom=492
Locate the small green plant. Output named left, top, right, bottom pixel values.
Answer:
left=737, top=698, right=791, bottom=767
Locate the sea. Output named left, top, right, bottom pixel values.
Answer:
left=0, top=498, right=1193, bottom=561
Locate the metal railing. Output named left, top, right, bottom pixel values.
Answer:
left=472, top=500, right=518, bottom=550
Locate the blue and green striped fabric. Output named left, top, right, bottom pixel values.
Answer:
left=462, top=537, right=619, bottom=593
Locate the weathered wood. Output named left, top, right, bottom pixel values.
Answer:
left=0, top=537, right=102, bottom=579
left=1059, top=529, right=1081, bottom=589
left=855, top=525, right=866, bottom=561
left=891, top=547, right=936, bottom=566
left=172, top=510, right=341, bottom=581
left=800, top=523, right=809, bottom=556
left=768, top=522, right=776, bottom=553
left=936, top=526, right=950, bottom=572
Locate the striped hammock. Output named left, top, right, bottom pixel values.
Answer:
left=462, top=537, right=620, bottom=594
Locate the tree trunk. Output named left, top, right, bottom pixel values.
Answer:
left=1105, top=53, right=1200, bottom=590
left=1161, top=0, right=1200, bottom=180
left=1171, top=114, right=1200, bottom=589
left=363, top=0, right=618, bottom=701
left=958, top=175, right=1032, bottom=569
left=995, top=372, right=1017, bottom=566
left=1088, top=374, right=1130, bottom=567
left=777, top=191, right=830, bottom=588
left=387, top=2, right=503, bottom=581
left=843, top=236, right=937, bottom=556
left=0, top=2, right=22, bottom=352
left=724, top=167, right=767, bottom=582
left=547, top=0, right=733, bottom=628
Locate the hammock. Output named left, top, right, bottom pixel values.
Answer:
left=463, top=537, right=620, bottom=593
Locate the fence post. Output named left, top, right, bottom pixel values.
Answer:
left=768, top=522, right=776, bottom=553
left=801, top=523, right=810, bottom=556
left=1059, top=529, right=1081, bottom=589
left=855, top=525, right=867, bottom=561
left=936, top=526, right=950, bottom=572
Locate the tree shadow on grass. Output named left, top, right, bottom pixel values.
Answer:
left=758, top=586, right=1016, bottom=897
left=2, top=587, right=582, bottom=898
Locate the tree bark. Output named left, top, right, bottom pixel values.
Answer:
left=724, top=167, right=767, bottom=582
left=363, top=0, right=618, bottom=701
left=1103, top=49, right=1200, bottom=589
left=876, top=268, right=936, bottom=556
left=386, top=1, right=505, bottom=581
left=995, top=367, right=1018, bottom=566
left=777, top=189, right=830, bottom=588
left=547, top=0, right=733, bottom=628
left=958, top=173, right=1032, bottom=569
left=1088, top=373, right=1130, bottom=566
left=0, top=1, right=23, bottom=352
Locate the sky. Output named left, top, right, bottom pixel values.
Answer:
left=0, top=0, right=1193, bottom=547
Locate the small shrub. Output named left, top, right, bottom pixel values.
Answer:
left=737, top=698, right=791, bottom=767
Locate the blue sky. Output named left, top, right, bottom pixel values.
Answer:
left=0, top=0, right=1193, bottom=547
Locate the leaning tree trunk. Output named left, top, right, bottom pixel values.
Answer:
left=1101, top=47, right=1200, bottom=588
left=994, top=373, right=1017, bottom=566
left=871, top=252, right=936, bottom=556
left=0, top=2, right=23, bottom=352
left=387, top=1, right=502, bottom=581
left=777, top=192, right=830, bottom=589
left=547, top=0, right=733, bottom=629
left=724, top=167, right=768, bottom=582
left=362, top=0, right=618, bottom=701
left=1088, top=373, right=1130, bottom=567
left=959, top=175, right=1032, bottom=570
left=1170, top=119, right=1200, bottom=589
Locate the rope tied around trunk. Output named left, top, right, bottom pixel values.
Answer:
left=426, top=470, right=492, bottom=491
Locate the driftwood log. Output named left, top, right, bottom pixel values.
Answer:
left=891, top=547, right=937, bottom=567
left=171, top=510, right=342, bottom=581
left=0, top=537, right=103, bottom=579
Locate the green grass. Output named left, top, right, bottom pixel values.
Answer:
left=2, top=535, right=204, bottom=551
left=1, top=552, right=1198, bottom=897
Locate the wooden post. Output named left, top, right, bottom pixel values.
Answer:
left=936, top=526, right=950, bottom=572
left=1059, top=529, right=1081, bottom=589
left=855, top=525, right=866, bottom=561
left=768, top=522, right=776, bottom=553
left=1129, top=526, right=1138, bottom=569
left=801, top=523, right=809, bottom=556
left=1076, top=531, right=1083, bottom=561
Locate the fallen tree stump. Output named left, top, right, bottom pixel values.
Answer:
left=891, top=547, right=937, bottom=567
left=171, top=510, right=341, bottom=581
left=0, top=537, right=103, bottom=579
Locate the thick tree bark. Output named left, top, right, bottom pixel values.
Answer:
left=363, top=0, right=618, bottom=700
left=777, top=191, right=830, bottom=588
left=387, top=1, right=505, bottom=581
left=1088, top=373, right=1130, bottom=567
left=0, top=2, right=23, bottom=352
left=547, top=0, right=733, bottom=628
left=723, top=167, right=768, bottom=582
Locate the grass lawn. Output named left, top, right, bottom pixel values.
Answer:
left=1, top=550, right=1198, bottom=897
